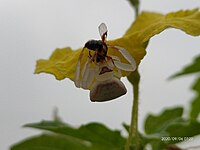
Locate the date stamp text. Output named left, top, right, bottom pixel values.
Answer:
left=161, top=136, right=193, bottom=142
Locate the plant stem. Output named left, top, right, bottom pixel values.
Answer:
left=125, top=1, right=140, bottom=149
left=125, top=70, right=140, bottom=150
left=127, top=0, right=140, bottom=18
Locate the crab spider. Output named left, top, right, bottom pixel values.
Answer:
left=75, top=23, right=136, bottom=102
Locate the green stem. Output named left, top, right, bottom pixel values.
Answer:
left=125, top=69, right=140, bottom=150
left=127, top=0, right=140, bottom=18
left=125, top=1, right=140, bottom=149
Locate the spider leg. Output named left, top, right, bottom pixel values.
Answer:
left=109, top=46, right=136, bottom=71
left=75, top=48, right=85, bottom=88
left=81, top=65, right=95, bottom=89
left=81, top=58, right=90, bottom=89
left=81, top=58, right=95, bottom=89
left=106, top=55, right=122, bottom=78
left=75, top=60, right=81, bottom=87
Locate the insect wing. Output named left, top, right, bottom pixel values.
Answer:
left=98, top=23, right=108, bottom=40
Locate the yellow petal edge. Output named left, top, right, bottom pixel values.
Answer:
left=35, top=8, right=200, bottom=81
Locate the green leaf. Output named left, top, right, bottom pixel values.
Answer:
left=190, top=77, right=200, bottom=119
left=11, top=134, right=93, bottom=150
left=122, top=122, right=129, bottom=133
left=170, top=55, right=200, bottom=78
left=143, top=107, right=200, bottom=149
left=144, top=107, right=183, bottom=134
left=170, top=55, right=200, bottom=119
left=22, top=120, right=126, bottom=150
left=166, top=120, right=200, bottom=137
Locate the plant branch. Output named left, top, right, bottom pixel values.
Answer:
left=125, top=69, right=140, bottom=150
left=127, top=0, right=140, bottom=17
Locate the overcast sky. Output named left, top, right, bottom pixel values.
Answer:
left=0, top=0, right=200, bottom=150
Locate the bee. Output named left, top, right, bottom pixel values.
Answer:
left=75, top=23, right=136, bottom=102
left=84, top=23, right=108, bottom=63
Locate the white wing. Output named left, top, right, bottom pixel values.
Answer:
left=98, top=23, right=107, bottom=40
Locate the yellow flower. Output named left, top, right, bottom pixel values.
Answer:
left=35, top=9, right=200, bottom=101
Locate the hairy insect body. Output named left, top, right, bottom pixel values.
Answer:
left=84, top=40, right=108, bottom=63
left=84, top=40, right=103, bottom=51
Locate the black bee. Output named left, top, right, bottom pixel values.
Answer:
left=84, top=40, right=107, bottom=63
left=83, top=23, right=108, bottom=63
left=75, top=23, right=136, bottom=102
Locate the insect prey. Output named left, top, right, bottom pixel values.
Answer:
left=75, top=23, right=136, bottom=102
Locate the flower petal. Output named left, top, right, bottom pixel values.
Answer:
left=35, top=9, right=200, bottom=81
left=35, top=47, right=82, bottom=80
left=125, top=8, right=200, bottom=43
